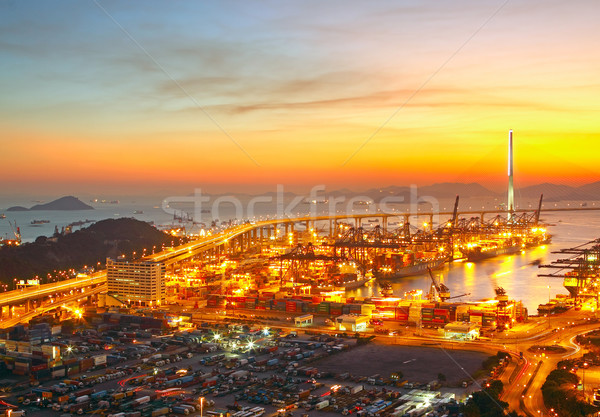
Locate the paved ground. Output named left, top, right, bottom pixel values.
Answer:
left=311, top=341, right=488, bottom=385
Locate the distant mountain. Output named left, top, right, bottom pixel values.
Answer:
left=576, top=181, right=600, bottom=197
left=7, top=196, right=94, bottom=211
left=514, top=182, right=600, bottom=201
left=419, top=183, right=496, bottom=198
left=326, top=181, right=599, bottom=202
left=324, top=183, right=496, bottom=202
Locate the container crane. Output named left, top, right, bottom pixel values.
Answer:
left=9, top=220, right=19, bottom=239
left=427, top=268, right=451, bottom=301
left=427, top=267, right=469, bottom=301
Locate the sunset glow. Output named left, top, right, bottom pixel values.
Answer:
left=1, top=1, right=600, bottom=195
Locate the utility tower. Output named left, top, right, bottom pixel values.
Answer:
left=507, top=129, right=515, bottom=221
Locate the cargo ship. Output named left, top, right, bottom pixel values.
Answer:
left=30, top=219, right=50, bottom=225
left=462, top=242, right=521, bottom=262
left=312, top=272, right=373, bottom=292
left=374, top=257, right=447, bottom=279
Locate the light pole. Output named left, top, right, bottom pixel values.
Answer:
left=200, top=397, right=204, bottom=417
left=583, top=363, right=588, bottom=400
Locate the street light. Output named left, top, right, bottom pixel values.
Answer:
left=583, top=362, right=588, bottom=398
left=199, top=396, right=204, bottom=417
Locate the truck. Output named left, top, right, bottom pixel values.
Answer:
left=367, top=374, right=380, bottom=385
left=69, top=400, right=91, bottom=413
left=230, top=370, right=250, bottom=380
left=426, top=380, right=441, bottom=390
left=316, top=400, right=329, bottom=410
left=91, top=390, right=107, bottom=400
left=151, top=407, right=170, bottom=417
left=171, top=406, right=190, bottom=415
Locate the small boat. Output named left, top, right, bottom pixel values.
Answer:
left=0, top=214, right=5, bottom=219
left=134, top=210, right=144, bottom=214
left=379, top=281, right=393, bottom=297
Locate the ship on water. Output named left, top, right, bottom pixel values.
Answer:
left=30, top=219, right=50, bottom=225
left=374, top=257, right=448, bottom=279
left=462, top=242, right=521, bottom=262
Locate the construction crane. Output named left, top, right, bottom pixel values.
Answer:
left=9, top=220, right=20, bottom=241
left=427, top=268, right=451, bottom=301
left=427, top=267, right=469, bottom=301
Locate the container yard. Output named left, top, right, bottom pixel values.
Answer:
left=0, top=309, right=506, bottom=417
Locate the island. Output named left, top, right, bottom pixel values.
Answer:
left=7, top=196, right=94, bottom=211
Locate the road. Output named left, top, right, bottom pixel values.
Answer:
left=497, top=306, right=599, bottom=416
left=1, top=206, right=597, bottom=312
left=0, top=284, right=107, bottom=329
left=0, top=272, right=107, bottom=309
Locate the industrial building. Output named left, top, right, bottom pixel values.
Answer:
left=443, top=322, right=480, bottom=340
left=106, top=258, right=166, bottom=306
left=335, top=314, right=369, bottom=332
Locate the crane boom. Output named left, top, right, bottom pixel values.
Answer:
left=427, top=267, right=450, bottom=301
left=451, top=195, right=460, bottom=228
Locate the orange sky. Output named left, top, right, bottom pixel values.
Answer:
left=1, top=1, right=600, bottom=196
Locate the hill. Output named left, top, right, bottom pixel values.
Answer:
left=7, top=196, right=93, bottom=211
left=0, top=218, right=181, bottom=281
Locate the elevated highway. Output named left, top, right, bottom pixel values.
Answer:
left=0, top=272, right=107, bottom=309
left=0, top=283, right=107, bottom=329
left=0, top=206, right=598, bottom=323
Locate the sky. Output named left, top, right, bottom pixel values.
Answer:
left=1, top=0, right=600, bottom=196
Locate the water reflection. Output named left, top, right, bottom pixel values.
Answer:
left=348, top=211, right=600, bottom=313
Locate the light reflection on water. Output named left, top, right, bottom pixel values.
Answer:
left=347, top=211, right=600, bottom=313
left=2, top=198, right=600, bottom=313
